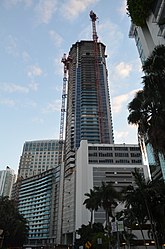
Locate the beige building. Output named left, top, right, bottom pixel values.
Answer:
left=0, top=166, right=16, bottom=199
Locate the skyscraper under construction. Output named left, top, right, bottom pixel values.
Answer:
left=62, top=11, right=114, bottom=243
left=64, top=24, right=114, bottom=172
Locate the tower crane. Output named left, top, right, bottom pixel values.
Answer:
left=89, top=10, right=98, bottom=42
left=58, top=53, right=72, bottom=244
left=89, top=10, right=104, bottom=143
left=58, top=54, right=71, bottom=167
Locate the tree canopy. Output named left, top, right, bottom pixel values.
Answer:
left=83, top=172, right=165, bottom=248
left=128, top=45, right=165, bottom=156
left=126, top=0, right=156, bottom=26
left=0, top=196, right=29, bottom=248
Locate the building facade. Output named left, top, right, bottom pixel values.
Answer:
left=13, top=139, right=64, bottom=247
left=0, top=166, right=16, bottom=199
left=62, top=140, right=150, bottom=244
left=64, top=40, right=114, bottom=172
left=128, top=0, right=165, bottom=180
left=62, top=40, right=114, bottom=242
left=18, top=140, right=60, bottom=178
left=18, top=168, right=62, bottom=248
left=76, top=141, right=150, bottom=235
left=129, top=0, right=165, bottom=63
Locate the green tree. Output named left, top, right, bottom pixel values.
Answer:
left=123, top=168, right=165, bottom=249
left=128, top=45, right=165, bottom=174
left=75, top=223, right=108, bottom=249
left=95, top=182, right=120, bottom=228
left=126, top=0, right=155, bottom=27
left=83, top=189, right=100, bottom=227
left=0, top=196, right=29, bottom=248
left=83, top=183, right=121, bottom=248
left=142, top=45, right=165, bottom=154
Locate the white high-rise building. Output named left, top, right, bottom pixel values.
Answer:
left=129, top=0, right=165, bottom=62
left=0, top=166, right=16, bottom=199
left=61, top=140, right=150, bottom=244
left=75, top=141, right=150, bottom=230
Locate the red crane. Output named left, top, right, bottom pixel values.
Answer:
left=89, top=10, right=104, bottom=143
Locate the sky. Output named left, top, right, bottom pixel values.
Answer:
left=0, top=0, right=144, bottom=173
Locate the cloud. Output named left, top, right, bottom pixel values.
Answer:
left=112, top=89, right=141, bottom=114
left=32, top=117, right=44, bottom=124
left=78, top=20, right=123, bottom=52
left=27, top=65, right=43, bottom=77
left=0, top=98, right=16, bottom=107
left=42, top=99, right=61, bottom=113
left=54, top=85, right=62, bottom=92
left=0, top=82, right=39, bottom=94
left=28, top=82, right=38, bottom=91
left=5, top=35, right=19, bottom=57
left=98, top=21, right=123, bottom=54
left=115, top=130, right=129, bottom=141
left=49, top=30, right=63, bottom=47
left=0, top=82, right=29, bottom=93
left=61, top=0, right=98, bottom=20
left=54, top=56, right=64, bottom=76
left=118, top=0, right=127, bottom=17
left=3, top=0, right=33, bottom=8
left=35, top=0, right=58, bottom=24
left=114, top=62, right=132, bottom=78
left=22, top=51, right=30, bottom=62
left=114, top=127, right=138, bottom=144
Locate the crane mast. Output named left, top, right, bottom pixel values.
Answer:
left=58, top=53, right=72, bottom=244
left=89, top=10, right=98, bottom=42
left=58, top=54, right=72, bottom=167
left=89, top=10, right=104, bottom=143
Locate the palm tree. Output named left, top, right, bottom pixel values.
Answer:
left=128, top=45, right=165, bottom=178
left=123, top=168, right=165, bottom=249
left=141, top=45, right=165, bottom=155
left=132, top=169, right=159, bottom=246
left=93, top=181, right=121, bottom=246
left=148, top=179, right=165, bottom=244
left=121, top=204, right=148, bottom=248
left=83, top=189, right=100, bottom=227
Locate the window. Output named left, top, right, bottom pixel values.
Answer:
left=115, top=153, right=129, bottom=157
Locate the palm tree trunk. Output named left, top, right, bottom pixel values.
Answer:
left=143, top=197, right=160, bottom=249
left=90, top=210, right=93, bottom=228
left=106, top=210, right=111, bottom=249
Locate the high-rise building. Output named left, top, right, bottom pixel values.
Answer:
left=64, top=40, right=114, bottom=172
left=0, top=166, right=16, bottom=199
left=18, top=168, right=61, bottom=247
left=18, top=140, right=60, bottom=178
left=60, top=10, right=153, bottom=245
left=75, top=141, right=150, bottom=231
left=128, top=0, right=165, bottom=180
left=13, top=139, right=63, bottom=247
left=62, top=39, right=114, bottom=243
left=129, top=0, right=165, bottom=63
